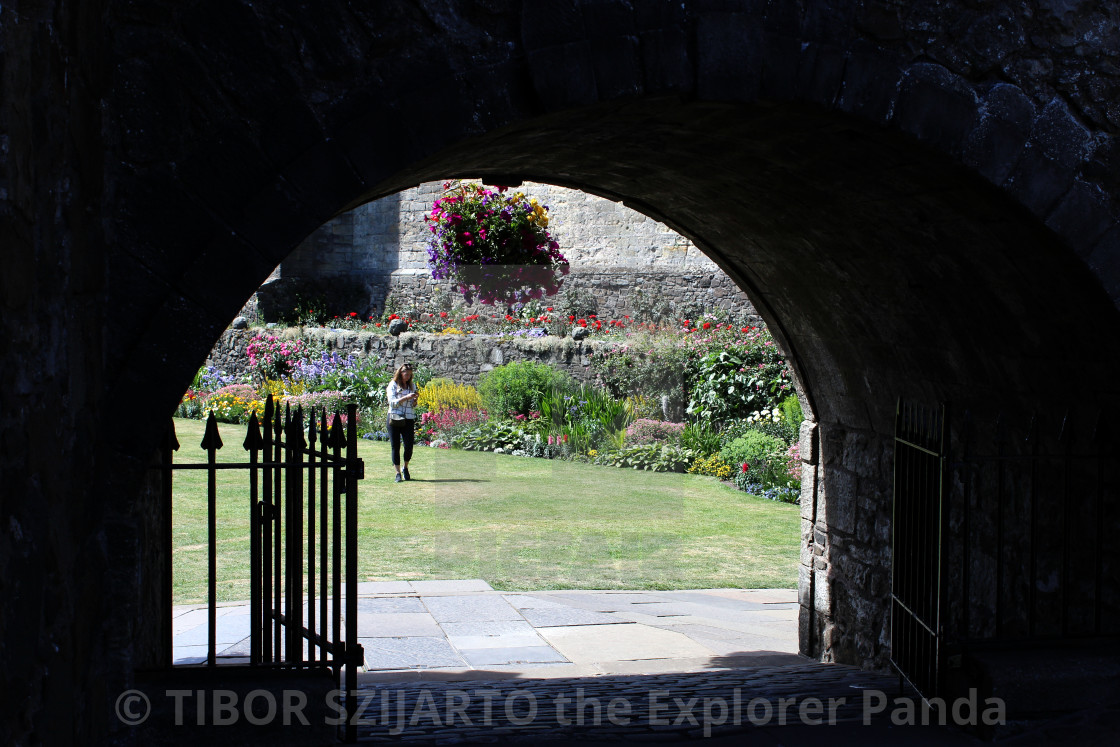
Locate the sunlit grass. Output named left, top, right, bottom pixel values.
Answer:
left=171, top=418, right=799, bottom=605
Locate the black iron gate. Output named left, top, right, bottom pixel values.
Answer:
left=162, top=397, right=365, bottom=742
left=891, top=400, right=1119, bottom=702
left=890, top=399, right=949, bottom=701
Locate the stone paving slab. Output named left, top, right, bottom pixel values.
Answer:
left=173, top=585, right=804, bottom=681
left=539, top=592, right=678, bottom=611
left=175, top=612, right=252, bottom=647
left=409, top=579, right=493, bottom=593
left=357, top=613, right=442, bottom=638
left=357, top=581, right=413, bottom=594
left=459, top=646, right=569, bottom=667
left=173, top=645, right=210, bottom=665
left=519, top=607, right=628, bottom=628
left=502, top=594, right=571, bottom=610
left=357, top=596, right=426, bottom=614
left=361, top=636, right=467, bottom=670
left=441, top=620, right=546, bottom=649
left=688, top=634, right=798, bottom=657
left=657, top=590, right=781, bottom=611
left=422, top=594, right=523, bottom=622
left=653, top=622, right=775, bottom=643
left=538, top=623, right=716, bottom=664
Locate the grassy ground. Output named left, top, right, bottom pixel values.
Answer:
left=170, top=418, right=800, bottom=605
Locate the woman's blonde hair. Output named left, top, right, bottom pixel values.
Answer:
left=392, top=363, right=415, bottom=388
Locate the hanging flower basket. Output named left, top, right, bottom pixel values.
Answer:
left=425, top=180, right=570, bottom=306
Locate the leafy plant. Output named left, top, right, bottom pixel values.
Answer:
left=686, top=345, right=786, bottom=425
left=598, top=443, right=701, bottom=473
left=175, top=390, right=207, bottom=419
left=778, top=393, right=804, bottom=443
left=680, top=421, right=723, bottom=456
left=478, top=361, right=574, bottom=418
left=734, top=468, right=801, bottom=504
left=722, top=430, right=796, bottom=493
left=453, top=421, right=531, bottom=453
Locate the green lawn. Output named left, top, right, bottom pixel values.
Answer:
left=170, top=418, right=800, bottom=605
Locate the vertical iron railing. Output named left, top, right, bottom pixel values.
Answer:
left=890, top=399, right=949, bottom=701
left=160, top=397, right=365, bottom=742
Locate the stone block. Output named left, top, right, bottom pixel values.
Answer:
left=800, top=472, right=817, bottom=520
left=799, top=420, right=818, bottom=464
left=823, top=469, right=858, bottom=535
left=813, top=570, right=831, bottom=613
left=894, top=63, right=981, bottom=159
left=1045, top=180, right=1117, bottom=257
left=696, top=12, right=763, bottom=102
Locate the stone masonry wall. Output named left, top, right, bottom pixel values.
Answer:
left=263, top=181, right=759, bottom=322
left=797, top=420, right=894, bottom=670
left=206, top=328, right=615, bottom=388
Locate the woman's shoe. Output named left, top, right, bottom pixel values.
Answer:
left=394, top=473, right=403, bottom=483
left=403, top=468, right=411, bottom=481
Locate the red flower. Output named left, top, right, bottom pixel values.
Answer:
left=702, top=322, right=711, bottom=330
left=741, top=463, right=750, bottom=473
left=569, top=315, right=575, bottom=321
left=578, top=318, right=587, bottom=327
left=547, top=307, right=553, bottom=311
left=440, top=311, right=448, bottom=318
left=742, top=327, right=749, bottom=333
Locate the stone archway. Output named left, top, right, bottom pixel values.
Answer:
left=4, top=1, right=1119, bottom=742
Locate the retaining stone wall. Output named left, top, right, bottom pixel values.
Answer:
left=206, top=328, right=617, bottom=387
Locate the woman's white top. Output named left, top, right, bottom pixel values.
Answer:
left=387, top=380, right=417, bottom=420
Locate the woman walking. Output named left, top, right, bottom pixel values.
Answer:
left=386, top=363, right=419, bottom=482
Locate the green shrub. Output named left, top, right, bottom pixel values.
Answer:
left=478, top=361, right=575, bottom=419
left=720, top=430, right=789, bottom=489
left=686, top=342, right=789, bottom=425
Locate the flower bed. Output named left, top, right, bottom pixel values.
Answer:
left=181, top=311, right=804, bottom=502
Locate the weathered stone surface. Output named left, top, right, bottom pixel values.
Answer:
left=6, top=2, right=1120, bottom=742
left=207, top=329, right=612, bottom=388
left=388, top=318, right=409, bottom=336
left=271, top=179, right=762, bottom=325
